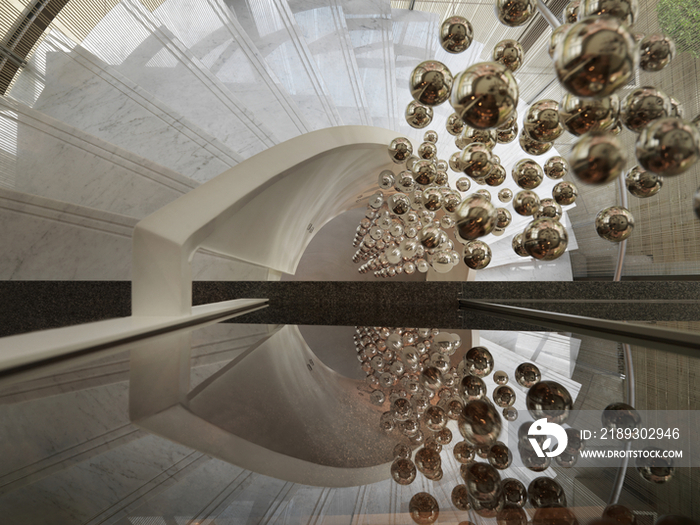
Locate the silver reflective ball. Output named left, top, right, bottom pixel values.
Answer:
left=461, top=143, right=495, bottom=180
left=440, top=16, right=474, bottom=53
left=463, top=240, right=492, bottom=270
left=389, top=137, right=413, bottom=164
left=405, top=100, right=434, bottom=129
left=620, top=87, right=671, bottom=133
left=549, top=23, right=573, bottom=58
left=554, top=16, right=636, bottom=99
left=446, top=112, right=465, bottom=136
left=456, top=176, right=471, bottom=192
left=513, top=159, right=544, bottom=190
left=497, top=121, right=519, bottom=144
left=451, top=62, right=519, bottom=130
left=553, top=181, right=578, bottom=205
left=455, top=194, right=497, bottom=240
left=523, top=218, right=568, bottom=260
left=493, top=39, right=524, bottom=72
left=410, top=61, right=454, bottom=106
left=524, top=100, right=564, bottom=143
left=418, top=141, right=438, bottom=160
left=636, top=117, right=700, bottom=176
left=570, top=131, right=626, bottom=184
left=564, top=0, right=579, bottom=22
left=460, top=126, right=497, bottom=150
left=512, top=232, right=529, bottom=257
left=581, top=0, right=638, bottom=26
left=625, top=166, right=662, bottom=198
left=535, top=198, right=563, bottom=220
left=499, top=188, right=513, bottom=203
left=513, top=190, right=540, bottom=216
left=559, top=93, right=620, bottom=136
left=595, top=206, right=635, bottom=242
left=378, top=169, right=394, bottom=190
left=526, top=380, right=573, bottom=424
left=486, top=164, right=507, bottom=186
left=495, top=0, right=535, bottom=27
left=639, top=34, right=675, bottom=72
left=519, top=132, right=552, bottom=156
left=544, top=156, right=569, bottom=179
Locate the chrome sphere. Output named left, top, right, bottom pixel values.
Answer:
left=459, top=399, right=502, bottom=446
left=378, top=169, right=394, bottom=189
left=544, top=156, right=569, bottom=179
left=391, top=458, right=417, bottom=485
left=476, top=189, right=492, bottom=201
left=486, top=164, right=507, bottom=186
left=388, top=137, right=413, bottom=164
left=534, top=198, right=563, bottom=220
left=444, top=190, right=462, bottom=213
left=528, top=477, right=567, bottom=508
left=564, top=0, right=579, bottom=22
left=602, top=402, right=642, bottom=436
left=493, top=39, right=525, bottom=72
left=455, top=194, right=497, bottom=240
left=495, top=0, right=535, bottom=26
left=440, top=16, right=474, bottom=53
left=418, top=141, right=438, bottom=160
left=495, top=207, right=512, bottom=229
left=388, top=193, right=411, bottom=215
left=499, top=188, right=513, bottom=203
left=461, top=143, right=495, bottom=180
left=409, top=492, right=440, bottom=525
left=519, top=132, right=552, bottom=155
left=524, top=100, right=564, bottom=143
left=463, top=240, right=492, bottom=269
left=559, top=93, right=620, bottom=136
left=412, top=159, right=438, bottom=186
left=636, top=447, right=675, bottom=484
left=523, top=218, right=568, bottom=260
left=461, top=126, right=497, bottom=150
left=639, top=34, right=675, bottom=72
left=526, top=380, right=573, bottom=424
left=406, top=100, right=433, bottom=129
left=446, top=112, right=465, bottom=136
left=553, top=181, right=578, bottom=205
left=570, top=131, right=626, bottom=184
left=451, top=485, right=471, bottom=511
left=620, top=87, right=671, bottom=133
left=460, top=375, right=487, bottom=402
left=513, top=159, right=544, bottom=190
left=549, top=23, right=573, bottom=58
left=513, top=190, right=540, bottom=216
left=670, top=97, right=684, bottom=119
left=497, top=121, right=519, bottom=144
left=636, top=117, right=700, bottom=176
left=464, top=345, right=495, bottom=377
left=493, top=386, right=516, bottom=408
left=502, top=478, right=527, bottom=506
left=450, top=151, right=465, bottom=172
left=626, top=166, right=662, bottom=198
left=489, top=442, right=513, bottom=469
left=422, top=187, right=443, bottom=211
left=554, top=16, right=636, bottom=98
left=512, top=232, right=529, bottom=257
left=456, top=176, right=471, bottom=192
left=451, top=62, right=519, bottom=130
left=515, top=362, right=541, bottom=388
left=409, top=61, right=454, bottom=106
left=595, top=206, right=635, bottom=242
left=581, top=0, right=638, bottom=25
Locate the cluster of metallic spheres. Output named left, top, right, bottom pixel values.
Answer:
left=354, top=324, right=676, bottom=524
left=388, top=0, right=700, bottom=274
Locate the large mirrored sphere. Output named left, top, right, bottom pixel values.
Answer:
left=460, top=375, right=488, bottom=402
left=639, top=34, right=675, bottom=72
left=524, top=218, right=568, bottom=260
left=486, top=164, right=508, bottom=186
left=409, top=493, right=440, bottom=525
left=463, top=240, right=493, bottom=269
left=410, top=61, right=453, bottom=106
left=535, top=198, right=563, bottom=220
left=526, top=380, right=573, bottom=424
left=406, top=101, right=434, bottom=129
left=513, top=190, right=541, bottom=216
left=459, top=399, right=502, bottom=446
left=465, top=346, right=495, bottom=377
left=554, top=16, right=636, bottom=98
left=389, top=137, right=413, bottom=164
left=582, top=0, right=638, bottom=25
left=465, top=462, right=502, bottom=501
left=447, top=112, right=466, bottom=136
left=515, top=362, right=541, bottom=388
left=451, top=62, right=519, bottom=129
left=495, top=0, right=535, bottom=26
left=544, top=156, right=569, bottom=179
left=596, top=206, right=635, bottom=242
left=528, top=477, right=567, bottom=508
left=621, top=87, right=671, bottom=133
left=560, top=93, right=620, bottom=136
left=525, top=100, right=564, bottom=143
left=564, top=0, right=579, bottom=22
left=636, top=447, right=675, bottom=483
left=452, top=484, right=472, bottom=511
left=498, top=122, right=519, bottom=143
left=512, top=232, right=529, bottom=257
left=602, top=402, right=642, bottom=436
left=520, top=133, right=553, bottom=155
left=391, top=458, right=417, bottom=485
left=493, top=39, right=525, bottom=72
left=513, top=159, right=544, bottom=190
left=455, top=194, right=497, bottom=241
left=493, top=386, right=517, bottom=408
left=570, top=131, right=626, bottom=184
left=549, top=23, right=573, bottom=58
left=440, top=16, right=474, bottom=53
left=553, top=181, right=578, bottom=205
left=502, top=478, right=527, bottom=506
left=636, top=117, right=700, bottom=176
left=461, top=143, right=495, bottom=180
left=461, top=126, right=498, bottom=150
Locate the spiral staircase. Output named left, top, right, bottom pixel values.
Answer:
left=0, top=0, right=699, bottom=522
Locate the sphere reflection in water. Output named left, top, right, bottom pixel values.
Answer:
left=495, top=0, right=534, bottom=26
left=639, top=34, right=675, bottom=72
left=570, top=131, right=626, bottom=185
left=553, top=181, right=578, bottom=205
left=493, top=39, right=524, bottom=72
left=451, top=62, right=519, bottom=129
left=459, top=399, right=502, bottom=446
left=452, top=484, right=472, bottom=511
left=463, top=240, right=492, bottom=270
left=554, top=15, right=636, bottom=98
left=528, top=477, right=567, bottom=508
left=523, top=218, right=568, bottom=260
left=406, top=101, right=434, bottom=129
left=409, top=493, right=440, bottom=525
left=636, top=447, right=675, bottom=483
left=596, top=206, right=635, bottom=242
left=440, top=16, right=474, bottom=54
left=559, top=93, right=620, bottom=136
left=626, top=166, right=662, bottom=198
left=391, top=458, right=417, bottom=485
left=636, top=117, right=700, bottom=177
left=410, top=61, right=453, bottom=106
left=526, top=380, right=573, bottom=424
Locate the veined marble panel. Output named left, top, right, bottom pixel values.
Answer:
left=224, top=0, right=342, bottom=129
left=288, top=0, right=371, bottom=126
left=11, top=31, right=239, bottom=183
left=82, top=0, right=277, bottom=159
left=0, top=97, right=196, bottom=218
left=344, top=0, right=397, bottom=130
left=148, top=0, right=311, bottom=142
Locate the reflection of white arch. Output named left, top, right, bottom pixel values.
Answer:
left=133, top=125, right=398, bottom=316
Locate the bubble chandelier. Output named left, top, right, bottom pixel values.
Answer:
left=353, top=0, right=700, bottom=277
